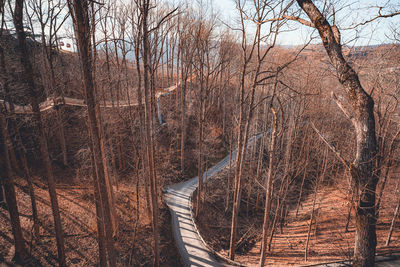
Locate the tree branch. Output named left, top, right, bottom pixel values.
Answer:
left=149, top=7, right=179, bottom=33
left=283, top=14, right=314, bottom=27
left=310, top=122, right=350, bottom=168
left=345, top=9, right=400, bottom=30
left=331, top=92, right=355, bottom=123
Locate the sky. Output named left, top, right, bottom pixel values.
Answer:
left=5, top=0, right=397, bottom=52
left=212, top=0, right=400, bottom=46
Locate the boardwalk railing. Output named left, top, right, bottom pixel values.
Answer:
left=0, top=83, right=179, bottom=114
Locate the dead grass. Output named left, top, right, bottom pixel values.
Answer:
left=0, top=177, right=182, bottom=267
left=196, top=168, right=400, bottom=266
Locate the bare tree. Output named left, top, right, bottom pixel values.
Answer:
left=138, top=0, right=160, bottom=265
left=259, top=103, right=280, bottom=267
left=229, top=0, right=284, bottom=260
left=0, top=106, right=27, bottom=263
left=25, top=0, right=69, bottom=166
left=68, top=0, right=116, bottom=265
left=290, top=1, right=380, bottom=265
left=12, top=0, right=67, bottom=265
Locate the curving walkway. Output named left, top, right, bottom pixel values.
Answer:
left=163, top=132, right=400, bottom=267
left=163, top=135, right=262, bottom=267
left=0, top=83, right=178, bottom=114
left=163, top=155, right=234, bottom=266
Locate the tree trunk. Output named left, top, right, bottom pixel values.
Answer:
left=89, top=139, right=107, bottom=267
left=296, top=1, right=378, bottom=265
left=1, top=41, right=39, bottom=239
left=0, top=110, right=27, bottom=263
left=70, top=0, right=116, bottom=265
left=259, top=107, right=278, bottom=267
left=225, top=130, right=233, bottom=212
left=0, top=46, right=19, bottom=173
left=305, top=148, right=327, bottom=261
left=141, top=1, right=160, bottom=265
left=196, top=77, right=204, bottom=217
left=13, top=1, right=66, bottom=265
left=133, top=21, right=152, bottom=218
left=228, top=62, right=247, bottom=260
left=180, top=60, right=186, bottom=175
left=16, top=133, right=40, bottom=239
left=55, top=108, right=68, bottom=166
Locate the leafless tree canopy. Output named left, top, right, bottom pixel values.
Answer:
left=0, top=0, right=399, bottom=266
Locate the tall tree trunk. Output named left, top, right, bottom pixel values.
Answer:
left=229, top=59, right=258, bottom=260
left=296, top=1, right=378, bottom=265
left=91, top=4, right=118, bottom=236
left=141, top=1, right=160, bottom=265
left=305, top=148, right=327, bottom=261
left=196, top=75, right=204, bottom=216
left=229, top=64, right=247, bottom=260
left=1, top=40, right=40, bottom=239
left=70, top=0, right=116, bottom=265
left=259, top=107, right=278, bottom=267
left=0, top=47, right=19, bottom=173
left=225, top=129, right=233, bottom=212
left=16, top=133, right=40, bottom=239
left=12, top=1, right=66, bottom=265
left=89, top=139, right=107, bottom=267
left=180, top=61, right=186, bottom=175
left=0, top=110, right=27, bottom=263
left=136, top=43, right=152, bottom=219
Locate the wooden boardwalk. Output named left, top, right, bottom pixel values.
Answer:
left=164, top=131, right=400, bottom=267
left=163, top=135, right=263, bottom=267
left=163, top=152, right=234, bottom=266
left=0, top=83, right=178, bottom=114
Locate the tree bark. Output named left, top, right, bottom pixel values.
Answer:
left=70, top=0, right=116, bottom=265
left=89, top=139, right=107, bottom=267
left=0, top=110, right=27, bottom=263
left=16, top=133, right=40, bottom=239
left=296, top=1, right=378, bottom=266
left=225, top=130, right=233, bottom=212
left=13, top=1, right=67, bottom=265
left=141, top=1, right=160, bottom=265
left=259, top=107, right=277, bottom=267
left=1, top=39, right=40, bottom=239
left=180, top=57, right=186, bottom=175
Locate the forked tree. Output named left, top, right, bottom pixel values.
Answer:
left=290, top=0, right=381, bottom=265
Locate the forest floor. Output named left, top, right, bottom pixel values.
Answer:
left=196, top=168, right=400, bottom=266
left=0, top=175, right=182, bottom=267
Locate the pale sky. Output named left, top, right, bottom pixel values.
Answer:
left=212, top=0, right=400, bottom=46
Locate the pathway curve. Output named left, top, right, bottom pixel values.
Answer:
left=163, top=154, right=235, bottom=266
left=163, top=135, right=262, bottom=267
left=0, top=83, right=178, bottom=114
left=163, top=132, right=400, bottom=267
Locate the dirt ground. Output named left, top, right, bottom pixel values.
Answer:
left=196, top=168, right=400, bottom=266
left=0, top=177, right=182, bottom=267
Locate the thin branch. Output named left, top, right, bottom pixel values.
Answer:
left=331, top=92, right=355, bottom=123
left=282, top=14, right=314, bottom=27
left=345, top=9, right=400, bottom=30
left=149, top=7, right=179, bottom=33
left=87, top=0, right=104, bottom=6
left=310, top=122, right=350, bottom=168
